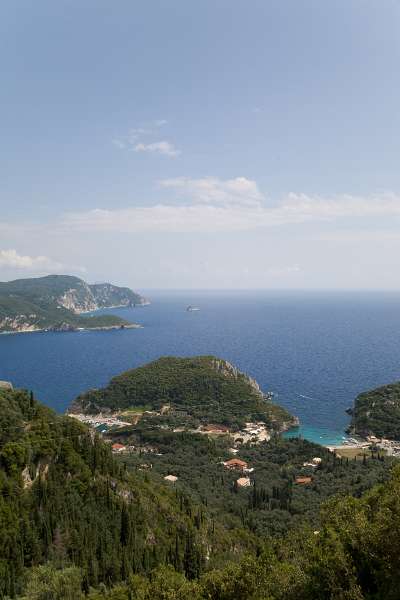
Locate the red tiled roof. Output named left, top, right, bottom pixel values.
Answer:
left=295, top=476, right=312, bottom=484
left=204, top=424, right=230, bottom=432
left=224, top=458, right=248, bottom=468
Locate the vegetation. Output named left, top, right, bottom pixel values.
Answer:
left=112, top=427, right=392, bottom=538
left=72, top=356, right=295, bottom=431
left=349, top=381, right=400, bottom=439
left=0, top=388, right=213, bottom=598
left=0, top=275, right=143, bottom=332
left=1, top=372, right=400, bottom=599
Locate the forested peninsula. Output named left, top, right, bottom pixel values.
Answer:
left=69, top=355, right=297, bottom=432
left=0, top=275, right=148, bottom=333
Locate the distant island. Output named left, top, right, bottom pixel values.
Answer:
left=348, top=381, right=400, bottom=440
left=0, top=274, right=149, bottom=334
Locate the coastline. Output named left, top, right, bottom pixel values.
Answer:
left=78, top=301, right=150, bottom=314
left=0, top=323, right=142, bottom=336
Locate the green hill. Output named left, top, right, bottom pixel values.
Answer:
left=0, top=275, right=146, bottom=333
left=87, top=464, right=400, bottom=600
left=349, top=381, right=400, bottom=439
left=0, top=387, right=216, bottom=598
left=70, top=356, right=297, bottom=431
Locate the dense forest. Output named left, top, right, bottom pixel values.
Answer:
left=0, top=388, right=218, bottom=598
left=1, top=379, right=400, bottom=599
left=45, top=464, right=400, bottom=600
left=71, top=356, right=295, bottom=431
left=111, top=425, right=391, bottom=537
left=349, top=381, right=400, bottom=439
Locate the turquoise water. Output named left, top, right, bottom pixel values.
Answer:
left=1, top=290, right=400, bottom=446
left=283, top=426, right=349, bottom=446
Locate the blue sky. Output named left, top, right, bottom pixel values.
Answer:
left=1, top=0, right=400, bottom=289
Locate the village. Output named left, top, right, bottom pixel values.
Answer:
left=72, top=411, right=324, bottom=490
left=327, top=434, right=400, bottom=458
left=55, top=406, right=400, bottom=493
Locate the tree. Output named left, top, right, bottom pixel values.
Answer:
left=19, top=564, right=84, bottom=600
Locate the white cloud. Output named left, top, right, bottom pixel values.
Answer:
left=0, top=249, right=86, bottom=274
left=134, top=141, right=180, bottom=157
left=62, top=178, right=400, bottom=234
left=160, top=176, right=263, bottom=207
left=113, top=121, right=179, bottom=157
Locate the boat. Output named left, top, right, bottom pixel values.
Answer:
left=186, top=305, right=200, bottom=312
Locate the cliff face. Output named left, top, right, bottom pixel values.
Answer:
left=89, top=283, right=149, bottom=310
left=0, top=314, right=41, bottom=332
left=0, top=275, right=145, bottom=333
left=55, top=281, right=148, bottom=314
left=56, top=279, right=98, bottom=313
left=211, top=358, right=263, bottom=397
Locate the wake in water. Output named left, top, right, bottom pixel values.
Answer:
left=298, top=394, right=318, bottom=401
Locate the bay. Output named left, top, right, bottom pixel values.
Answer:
left=1, top=290, right=400, bottom=445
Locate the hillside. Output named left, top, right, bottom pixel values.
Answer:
left=70, top=355, right=297, bottom=431
left=2, top=384, right=395, bottom=600
left=0, top=387, right=222, bottom=598
left=72, top=464, right=400, bottom=600
left=349, top=381, right=400, bottom=440
left=0, top=275, right=147, bottom=333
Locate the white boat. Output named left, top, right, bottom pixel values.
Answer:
left=186, top=305, right=200, bottom=312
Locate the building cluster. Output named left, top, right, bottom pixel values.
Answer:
left=232, top=422, right=271, bottom=444
left=373, top=437, right=400, bottom=457
left=199, top=421, right=272, bottom=445
left=70, top=412, right=131, bottom=431
left=223, top=457, right=255, bottom=488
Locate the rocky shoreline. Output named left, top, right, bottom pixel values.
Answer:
left=0, top=323, right=142, bottom=335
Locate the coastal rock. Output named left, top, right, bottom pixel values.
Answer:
left=0, top=380, right=13, bottom=391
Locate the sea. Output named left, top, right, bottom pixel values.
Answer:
left=1, top=290, right=400, bottom=446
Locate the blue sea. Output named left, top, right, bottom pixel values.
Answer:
left=1, top=290, right=400, bottom=446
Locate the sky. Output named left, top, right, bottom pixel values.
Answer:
left=1, top=0, right=400, bottom=290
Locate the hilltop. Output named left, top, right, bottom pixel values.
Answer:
left=0, top=274, right=148, bottom=333
left=70, top=355, right=297, bottom=431
left=349, top=381, right=400, bottom=440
